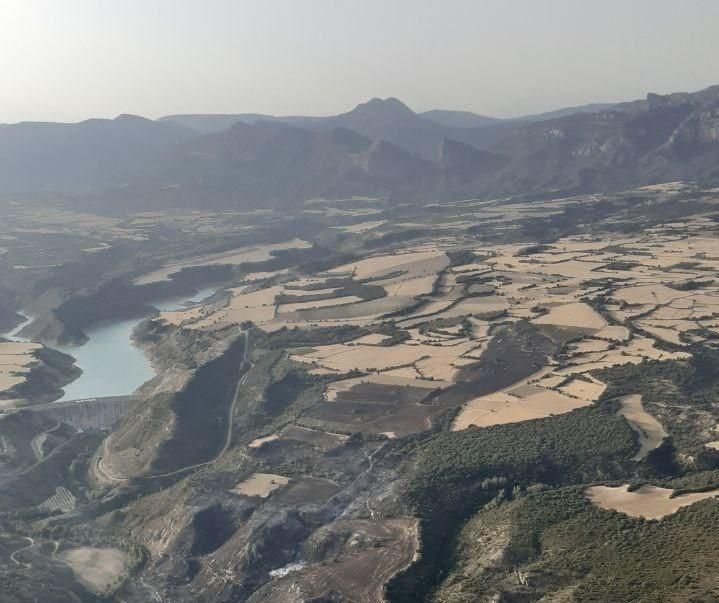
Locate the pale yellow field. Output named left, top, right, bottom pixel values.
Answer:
left=277, top=295, right=363, bottom=314
left=532, top=302, right=606, bottom=331
left=381, top=366, right=423, bottom=378
left=636, top=323, right=683, bottom=345
left=276, top=295, right=415, bottom=325
left=188, top=285, right=283, bottom=329
left=135, top=238, right=310, bottom=285
left=324, top=373, right=453, bottom=400
left=616, top=394, right=668, bottom=460
left=612, top=284, right=686, bottom=306
left=558, top=377, right=606, bottom=401
left=415, top=356, right=461, bottom=381
left=0, top=342, right=43, bottom=393
left=293, top=336, right=480, bottom=383
left=584, top=484, right=719, bottom=519
left=425, top=297, right=509, bottom=323
left=555, top=335, right=690, bottom=377
left=382, top=274, right=437, bottom=297
left=230, top=473, right=290, bottom=497
left=329, top=249, right=447, bottom=280
left=594, top=325, right=631, bottom=341
left=59, top=547, right=129, bottom=594
left=349, top=333, right=392, bottom=345
left=452, top=389, right=590, bottom=430
left=451, top=262, right=491, bottom=274
left=568, top=339, right=611, bottom=355
left=159, top=305, right=207, bottom=326
left=292, top=343, right=422, bottom=373
left=282, top=286, right=341, bottom=297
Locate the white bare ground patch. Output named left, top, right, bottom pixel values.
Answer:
left=706, top=441, right=719, bottom=450
left=330, top=220, right=386, bottom=233
left=230, top=473, right=290, bottom=498
left=616, top=394, right=668, bottom=460
left=248, top=434, right=280, bottom=449
left=584, top=484, right=719, bottom=519
left=59, top=547, right=129, bottom=595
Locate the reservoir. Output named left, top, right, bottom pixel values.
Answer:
left=55, top=317, right=156, bottom=401
left=3, top=288, right=216, bottom=402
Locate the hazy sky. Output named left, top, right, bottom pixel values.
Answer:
left=2, top=0, right=719, bottom=123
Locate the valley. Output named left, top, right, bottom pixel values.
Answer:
left=1, top=179, right=719, bottom=601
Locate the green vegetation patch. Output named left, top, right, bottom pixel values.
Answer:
left=389, top=405, right=635, bottom=601
left=437, top=487, right=719, bottom=602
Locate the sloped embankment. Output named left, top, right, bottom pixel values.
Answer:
left=99, top=326, right=246, bottom=478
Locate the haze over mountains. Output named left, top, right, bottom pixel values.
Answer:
left=2, top=85, right=719, bottom=208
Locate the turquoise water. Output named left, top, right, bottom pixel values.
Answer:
left=56, top=318, right=156, bottom=401
left=54, top=287, right=217, bottom=401
left=1, top=288, right=218, bottom=402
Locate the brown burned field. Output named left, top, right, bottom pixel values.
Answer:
left=302, top=382, right=439, bottom=437
left=248, top=424, right=349, bottom=452
left=270, top=476, right=341, bottom=506
left=279, top=424, right=349, bottom=450
left=279, top=518, right=418, bottom=603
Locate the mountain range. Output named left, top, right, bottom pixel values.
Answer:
left=2, top=86, right=719, bottom=208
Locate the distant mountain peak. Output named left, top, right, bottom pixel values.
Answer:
left=350, top=97, right=416, bottom=117
left=115, top=113, right=151, bottom=121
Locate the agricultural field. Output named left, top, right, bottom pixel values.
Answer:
left=59, top=547, right=129, bottom=595
left=584, top=484, right=719, bottom=519
left=5, top=184, right=719, bottom=602
left=230, top=473, right=291, bottom=498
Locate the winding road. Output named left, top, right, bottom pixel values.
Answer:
left=94, top=329, right=252, bottom=483
left=30, top=421, right=61, bottom=461
left=9, top=536, right=34, bottom=565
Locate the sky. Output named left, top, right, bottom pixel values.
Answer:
left=1, top=0, right=719, bottom=124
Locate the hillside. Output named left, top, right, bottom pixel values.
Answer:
left=0, top=115, right=196, bottom=194
left=2, top=85, right=719, bottom=212
left=99, top=120, right=441, bottom=209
